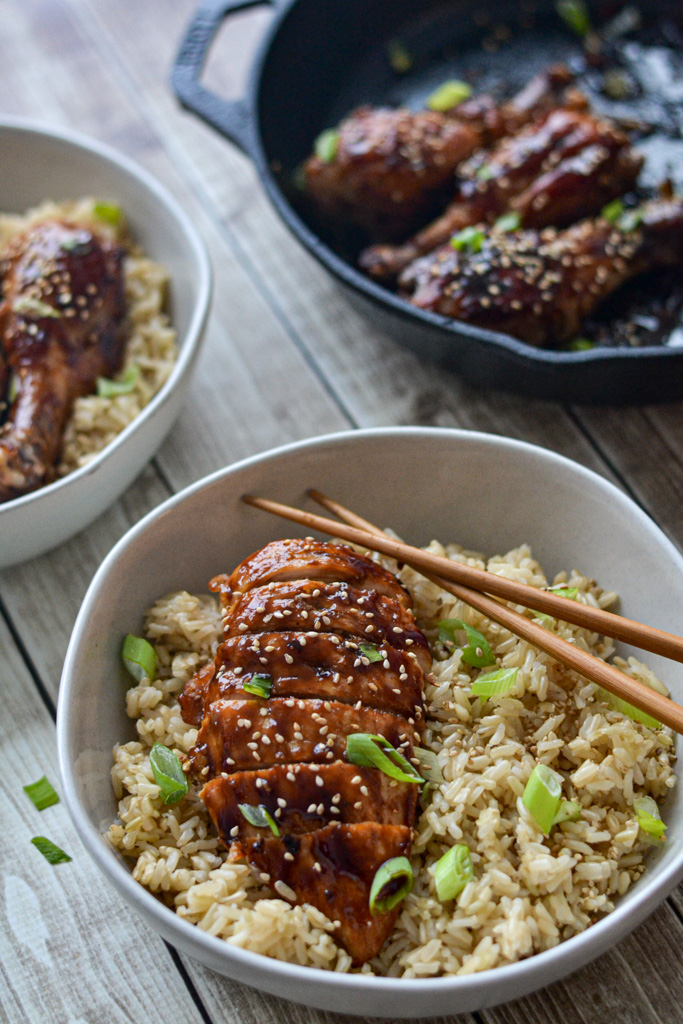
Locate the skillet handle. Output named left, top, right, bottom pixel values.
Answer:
left=172, top=0, right=276, bottom=157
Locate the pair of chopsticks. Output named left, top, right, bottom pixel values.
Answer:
left=242, top=490, right=683, bottom=736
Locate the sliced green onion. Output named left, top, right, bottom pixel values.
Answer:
left=149, top=743, right=189, bottom=805
left=243, top=673, right=273, bottom=699
left=314, top=129, right=340, bottom=163
left=548, top=585, right=579, bottom=600
left=60, top=235, right=92, bottom=256
left=618, top=208, right=644, bottom=233
left=7, top=374, right=19, bottom=404
left=438, top=618, right=495, bottom=668
left=122, top=633, right=157, bottom=683
left=387, top=39, right=413, bottom=74
left=494, top=211, right=521, bottom=233
left=476, top=164, right=495, bottom=182
left=634, top=795, right=666, bottom=843
left=451, top=226, right=486, bottom=254
left=358, top=642, right=383, bottom=663
left=96, top=364, right=139, bottom=398
left=414, top=747, right=444, bottom=784
left=522, top=763, right=563, bottom=834
left=238, top=803, right=280, bottom=837
left=427, top=80, right=472, bottom=112
left=93, top=201, right=122, bottom=227
left=569, top=337, right=595, bottom=351
left=346, top=733, right=424, bottom=785
left=594, top=686, right=661, bottom=729
left=434, top=844, right=473, bottom=901
left=556, top=0, right=592, bottom=37
left=369, top=856, right=414, bottom=913
left=31, top=837, right=71, bottom=864
left=553, top=799, right=581, bottom=825
left=23, top=776, right=59, bottom=811
left=12, top=296, right=61, bottom=319
left=471, top=667, right=519, bottom=699
left=602, top=198, right=625, bottom=223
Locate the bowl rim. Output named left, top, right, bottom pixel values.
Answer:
left=57, top=425, right=683, bottom=998
left=0, top=115, right=212, bottom=515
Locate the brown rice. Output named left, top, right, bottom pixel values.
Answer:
left=107, top=539, right=676, bottom=977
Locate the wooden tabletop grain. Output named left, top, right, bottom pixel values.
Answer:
left=2, top=3, right=683, bottom=1022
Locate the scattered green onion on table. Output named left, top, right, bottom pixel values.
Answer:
left=23, top=776, right=59, bottom=811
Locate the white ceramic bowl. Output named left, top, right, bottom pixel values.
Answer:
left=57, top=428, right=683, bottom=1018
left=0, top=118, right=211, bottom=567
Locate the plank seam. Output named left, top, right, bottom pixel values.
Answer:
left=165, top=943, right=215, bottom=1024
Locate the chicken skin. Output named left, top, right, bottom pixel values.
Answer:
left=0, top=220, right=126, bottom=502
left=304, top=67, right=580, bottom=240
left=360, top=109, right=642, bottom=281
left=181, top=540, right=432, bottom=965
left=400, top=198, right=683, bottom=348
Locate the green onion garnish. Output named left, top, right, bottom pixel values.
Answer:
left=369, top=856, right=414, bottom=914
left=438, top=618, right=495, bottom=668
left=414, top=747, right=444, bottom=784
left=93, top=201, right=122, bottom=227
left=471, top=667, right=519, bottom=699
left=358, top=642, right=383, bottom=663
left=602, top=198, right=625, bottom=224
left=149, top=743, right=189, bottom=805
left=476, top=164, right=495, bottom=182
left=121, top=633, right=157, bottom=682
left=618, top=208, right=644, bottom=233
left=238, top=803, right=280, bottom=837
left=434, top=843, right=473, bottom=901
left=569, top=337, right=595, bottom=351
left=96, top=364, right=139, bottom=398
left=493, top=211, right=521, bottom=233
left=522, top=763, right=563, bottom=834
left=346, top=733, right=424, bottom=785
left=451, top=226, right=486, bottom=254
left=387, top=39, right=413, bottom=74
left=556, top=0, right=592, bottom=37
left=426, top=80, right=472, bottom=112
left=594, top=686, right=661, bottom=729
left=553, top=799, right=581, bottom=825
left=314, top=129, right=340, bottom=163
left=548, top=585, right=579, bottom=600
left=31, top=837, right=71, bottom=864
left=12, top=296, right=61, bottom=319
left=23, top=776, right=59, bottom=811
left=7, top=374, right=19, bottom=404
left=243, top=673, right=273, bottom=699
left=60, top=236, right=92, bottom=256
left=634, top=795, right=666, bottom=843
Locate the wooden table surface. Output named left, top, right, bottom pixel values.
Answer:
left=2, top=2, right=683, bottom=1022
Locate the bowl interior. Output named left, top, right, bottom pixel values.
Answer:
left=64, top=428, right=683, bottom=864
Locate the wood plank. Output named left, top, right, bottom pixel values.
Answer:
left=0, top=614, right=207, bottom=1024
left=0, top=465, right=171, bottom=705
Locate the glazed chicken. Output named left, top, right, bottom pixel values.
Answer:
left=0, top=220, right=126, bottom=502
left=180, top=538, right=432, bottom=965
left=304, top=66, right=581, bottom=240
left=360, top=108, right=643, bottom=281
left=399, top=198, right=683, bottom=347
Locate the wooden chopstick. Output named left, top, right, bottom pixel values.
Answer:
left=242, top=491, right=683, bottom=735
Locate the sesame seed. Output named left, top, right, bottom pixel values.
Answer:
left=284, top=654, right=294, bottom=664
left=230, top=826, right=239, bottom=837
left=277, top=797, right=287, bottom=808
left=313, top=862, right=322, bottom=873
left=317, top=803, right=325, bottom=814
left=284, top=852, right=295, bottom=862
left=259, top=872, right=271, bottom=883
left=316, top=776, right=324, bottom=787
left=238, top=623, right=248, bottom=631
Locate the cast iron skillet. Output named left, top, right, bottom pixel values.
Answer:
left=173, top=0, right=683, bottom=403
